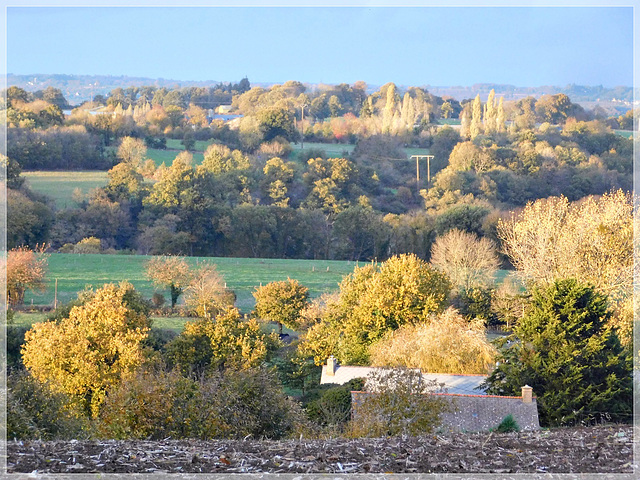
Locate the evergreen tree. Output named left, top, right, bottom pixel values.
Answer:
left=483, top=279, right=632, bottom=426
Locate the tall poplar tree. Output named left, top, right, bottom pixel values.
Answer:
left=484, top=89, right=496, bottom=134
left=496, top=97, right=506, bottom=133
left=382, top=83, right=398, bottom=134
left=470, top=94, right=483, bottom=139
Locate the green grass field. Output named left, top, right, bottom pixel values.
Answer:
left=147, top=148, right=205, bottom=167
left=289, top=142, right=430, bottom=159
left=12, top=311, right=190, bottom=335
left=614, top=130, right=634, bottom=139
left=24, top=253, right=360, bottom=313
left=20, top=251, right=518, bottom=326
left=290, top=141, right=356, bottom=159
left=164, top=138, right=213, bottom=152
left=22, top=171, right=109, bottom=209
left=438, top=119, right=462, bottom=126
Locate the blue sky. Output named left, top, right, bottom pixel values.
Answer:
left=7, top=5, right=634, bottom=88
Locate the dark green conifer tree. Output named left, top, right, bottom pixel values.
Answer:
left=484, top=279, right=632, bottom=426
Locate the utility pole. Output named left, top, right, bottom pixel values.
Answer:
left=300, top=103, right=308, bottom=150
left=410, top=154, right=434, bottom=194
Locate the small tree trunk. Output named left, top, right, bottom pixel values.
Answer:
left=170, top=285, right=181, bottom=308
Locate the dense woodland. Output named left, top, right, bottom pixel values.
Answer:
left=2, top=79, right=634, bottom=443
left=3, top=80, right=634, bottom=262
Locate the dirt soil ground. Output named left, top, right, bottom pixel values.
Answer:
left=8, top=425, right=634, bottom=475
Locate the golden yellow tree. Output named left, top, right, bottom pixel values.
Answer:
left=183, top=263, right=234, bottom=318
left=169, top=307, right=280, bottom=373
left=253, top=278, right=309, bottom=334
left=116, top=136, right=147, bottom=166
left=146, top=255, right=193, bottom=307
left=369, top=308, right=496, bottom=374
left=430, top=229, right=500, bottom=291
left=299, top=254, right=452, bottom=365
left=21, top=282, right=151, bottom=417
left=498, top=190, right=632, bottom=301
left=498, top=190, right=634, bottom=344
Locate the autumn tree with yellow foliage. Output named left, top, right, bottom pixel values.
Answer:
left=498, top=190, right=634, bottom=343
left=21, top=283, right=151, bottom=417
left=167, top=307, right=280, bottom=375
left=300, top=254, right=451, bottom=365
left=146, top=255, right=193, bottom=308
left=253, top=278, right=309, bottom=335
left=369, top=308, right=496, bottom=374
left=182, top=263, right=235, bottom=319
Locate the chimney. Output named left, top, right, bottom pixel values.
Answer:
left=522, top=385, right=533, bottom=403
left=326, top=356, right=337, bottom=376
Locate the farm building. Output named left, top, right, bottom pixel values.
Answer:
left=321, top=356, right=540, bottom=432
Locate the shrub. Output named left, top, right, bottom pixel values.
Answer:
left=454, top=286, right=497, bottom=324
left=7, top=325, right=28, bottom=370
left=348, top=368, right=452, bottom=437
left=298, top=147, right=327, bottom=162
left=8, top=371, right=89, bottom=440
left=151, top=292, right=166, bottom=308
left=97, top=368, right=198, bottom=440
left=258, top=138, right=292, bottom=159
left=369, top=308, right=496, bottom=374
left=98, top=367, right=307, bottom=440
left=73, top=236, right=102, bottom=254
left=494, top=414, right=520, bottom=433
left=305, top=379, right=365, bottom=430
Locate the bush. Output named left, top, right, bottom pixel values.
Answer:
left=348, top=368, right=452, bottom=437
left=494, top=414, right=519, bottom=433
left=98, top=367, right=307, bottom=440
left=454, top=286, right=497, bottom=324
left=7, top=325, right=28, bottom=370
left=72, top=237, right=102, bottom=254
left=8, top=371, right=90, bottom=440
left=298, top=147, right=327, bottom=162
left=305, top=378, right=365, bottom=430
left=151, top=292, right=166, bottom=308
left=258, top=138, right=293, bottom=159
left=369, top=308, right=496, bottom=374
left=145, top=136, right=166, bottom=149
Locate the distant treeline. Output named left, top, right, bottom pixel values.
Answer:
left=3, top=81, right=633, bottom=263
left=8, top=73, right=634, bottom=105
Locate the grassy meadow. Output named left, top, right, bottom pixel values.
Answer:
left=23, top=253, right=359, bottom=313
left=614, top=130, right=633, bottom=139
left=16, top=252, right=518, bottom=336
left=290, top=141, right=431, bottom=159
left=147, top=148, right=204, bottom=166
left=22, top=171, right=109, bottom=209
left=290, top=141, right=356, bottom=158
left=12, top=311, right=191, bottom=335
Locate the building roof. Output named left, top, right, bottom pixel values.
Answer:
left=321, top=365, right=488, bottom=396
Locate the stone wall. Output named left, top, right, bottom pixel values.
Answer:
left=351, top=391, right=540, bottom=433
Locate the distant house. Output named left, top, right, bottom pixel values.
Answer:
left=321, top=356, right=540, bottom=432
left=216, top=104, right=233, bottom=114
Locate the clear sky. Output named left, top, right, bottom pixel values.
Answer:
left=6, top=4, right=634, bottom=88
